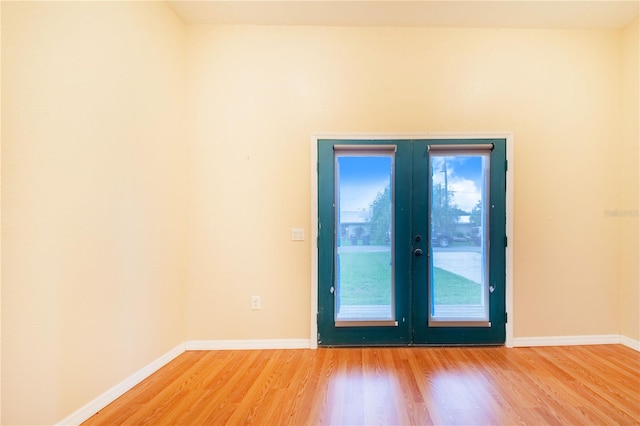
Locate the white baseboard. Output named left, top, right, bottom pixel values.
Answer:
left=621, top=335, right=640, bottom=351
left=56, top=342, right=186, bottom=426
left=513, top=334, right=624, bottom=348
left=185, top=339, right=312, bottom=350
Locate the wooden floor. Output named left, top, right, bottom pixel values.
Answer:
left=84, top=345, right=640, bottom=425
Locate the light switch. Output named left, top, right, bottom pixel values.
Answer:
left=291, top=228, right=305, bottom=241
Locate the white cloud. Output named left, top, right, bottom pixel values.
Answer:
left=431, top=157, right=481, bottom=212
left=449, top=179, right=481, bottom=212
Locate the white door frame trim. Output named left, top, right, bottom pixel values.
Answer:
left=310, top=133, right=515, bottom=349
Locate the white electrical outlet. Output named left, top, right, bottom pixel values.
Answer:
left=251, top=296, right=261, bottom=310
left=291, top=228, right=305, bottom=241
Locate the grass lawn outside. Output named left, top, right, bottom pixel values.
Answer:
left=338, top=251, right=392, bottom=305
left=337, top=251, right=481, bottom=306
left=433, top=268, right=482, bottom=305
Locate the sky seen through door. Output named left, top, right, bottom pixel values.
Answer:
left=339, top=155, right=483, bottom=213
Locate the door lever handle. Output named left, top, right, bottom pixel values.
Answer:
left=413, top=248, right=424, bottom=257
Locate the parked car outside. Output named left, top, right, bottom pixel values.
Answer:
left=431, top=231, right=452, bottom=248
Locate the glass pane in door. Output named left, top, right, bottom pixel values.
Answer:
left=429, top=153, right=490, bottom=326
left=335, top=152, right=395, bottom=324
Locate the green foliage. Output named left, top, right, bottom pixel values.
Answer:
left=431, top=183, right=467, bottom=233
left=469, top=200, right=483, bottom=226
left=367, top=185, right=392, bottom=245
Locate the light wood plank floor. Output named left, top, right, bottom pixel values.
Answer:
left=84, top=345, right=640, bottom=425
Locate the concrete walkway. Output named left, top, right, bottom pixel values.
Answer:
left=432, top=251, right=484, bottom=284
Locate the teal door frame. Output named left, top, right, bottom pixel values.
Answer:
left=410, top=139, right=507, bottom=345
left=317, top=140, right=413, bottom=345
left=314, top=136, right=511, bottom=347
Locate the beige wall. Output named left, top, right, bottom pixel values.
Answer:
left=2, top=3, right=638, bottom=425
left=0, top=2, right=3, bottom=422
left=186, top=24, right=630, bottom=340
left=619, top=17, right=639, bottom=342
left=1, top=2, right=186, bottom=424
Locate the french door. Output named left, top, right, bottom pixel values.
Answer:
left=317, top=139, right=506, bottom=346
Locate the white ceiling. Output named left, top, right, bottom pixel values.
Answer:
left=167, top=0, right=639, bottom=29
